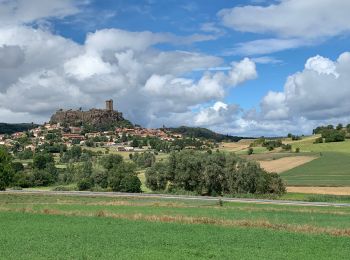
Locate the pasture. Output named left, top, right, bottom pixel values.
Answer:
left=0, top=193, right=350, bottom=259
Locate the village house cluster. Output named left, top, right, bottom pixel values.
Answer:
left=0, top=123, right=183, bottom=152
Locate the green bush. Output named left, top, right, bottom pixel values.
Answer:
left=108, top=162, right=141, bottom=193
left=77, top=178, right=93, bottom=191
left=120, top=175, right=142, bottom=193
left=0, top=147, right=14, bottom=189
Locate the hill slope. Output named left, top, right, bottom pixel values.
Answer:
left=0, top=123, right=39, bottom=134
left=166, top=126, right=251, bottom=142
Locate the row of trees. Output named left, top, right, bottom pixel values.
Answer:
left=145, top=150, right=286, bottom=196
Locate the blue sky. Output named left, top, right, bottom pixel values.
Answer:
left=1, top=0, right=350, bottom=136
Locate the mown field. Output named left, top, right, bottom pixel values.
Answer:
left=281, top=152, right=350, bottom=186
left=0, top=193, right=350, bottom=259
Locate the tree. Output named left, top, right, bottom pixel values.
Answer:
left=108, top=162, right=140, bottom=192
left=0, top=147, right=14, bottom=190
left=33, top=152, right=54, bottom=170
left=100, top=154, right=123, bottom=170
left=145, top=162, right=168, bottom=190
left=132, top=152, right=156, bottom=168
left=336, top=123, right=343, bottom=130
left=120, top=175, right=141, bottom=193
left=131, top=138, right=139, bottom=148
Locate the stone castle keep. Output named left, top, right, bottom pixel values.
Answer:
left=50, top=100, right=126, bottom=128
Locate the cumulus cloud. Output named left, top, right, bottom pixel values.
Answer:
left=204, top=52, right=350, bottom=137
left=0, top=45, right=25, bottom=68
left=226, top=52, right=350, bottom=136
left=194, top=101, right=240, bottom=126
left=0, top=24, right=257, bottom=127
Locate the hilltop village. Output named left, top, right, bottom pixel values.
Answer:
left=0, top=100, right=219, bottom=154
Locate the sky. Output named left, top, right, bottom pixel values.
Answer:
left=1, top=0, right=350, bottom=136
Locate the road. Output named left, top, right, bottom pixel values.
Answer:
left=2, top=190, right=350, bottom=207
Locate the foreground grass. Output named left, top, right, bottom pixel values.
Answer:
left=1, top=212, right=350, bottom=259
left=1, top=193, right=350, bottom=259
left=281, top=152, right=350, bottom=186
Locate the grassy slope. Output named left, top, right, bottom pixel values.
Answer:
left=293, top=138, right=350, bottom=154
left=1, top=194, right=350, bottom=259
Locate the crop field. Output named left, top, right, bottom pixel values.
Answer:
left=281, top=152, right=350, bottom=186
left=0, top=193, right=350, bottom=259
left=259, top=155, right=317, bottom=173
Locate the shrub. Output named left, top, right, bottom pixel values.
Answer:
left=0, top=180, right=6, bottom=191
left=314, top=137, right=323, bottom=144
left=12, top=162, right=24, bottom=173
left=77, top=178, right=93, bottom=191
left=247, top=148, right=253, bottom=155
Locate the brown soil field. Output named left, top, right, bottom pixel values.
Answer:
left=287, top=186, right=350, bottom=195
left=258, top=156, right=317, bottom=173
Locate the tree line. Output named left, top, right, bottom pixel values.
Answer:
left=145, top=150, right=286, bottom=196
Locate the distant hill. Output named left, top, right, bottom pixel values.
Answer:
left=166, top=126, right=252, bottom=142
left=0, top=123, right=39, bottom=134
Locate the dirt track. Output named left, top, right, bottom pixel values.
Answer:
left=258, top=156, right=317, bottom=173
left=287, top=186, right=350, bottom=195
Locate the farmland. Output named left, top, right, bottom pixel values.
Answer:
left=281, top=152, right=350, bottom=186
left=0, top=193, right=350, bottom=259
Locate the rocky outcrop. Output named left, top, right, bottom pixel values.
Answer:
left=50, top=108, right=131, bottom=129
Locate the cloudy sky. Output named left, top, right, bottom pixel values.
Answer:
left=0, top=0, right=350, bottom=136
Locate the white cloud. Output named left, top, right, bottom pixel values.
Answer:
left=226, top=38, right=308, bottom=56
left=0, top=24, right=257, bottom=129
left=249, top=52, right=350, bottom=135
left=194, top=102, right=240, bottom=126
left=0, top=45, right=25, bottom=68
left=305, top=55, right=339, bottom=77
left=207, top=52, right=350, bottom=137
left=218, top=0, right=350, bottom=39
left=218, top=0, right=350, bottom=55
left=200, top=22, right=223, bottom=34
left=251, top=56, right=282, bottom=64
left=0, top=0, right=82, bottom=25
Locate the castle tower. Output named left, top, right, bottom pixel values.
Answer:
left=105, top=99, right=113, bottom=111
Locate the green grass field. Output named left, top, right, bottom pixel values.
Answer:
left=0, top=193, right=349, bottom=259
left=281, top=152, right=350, bottom=186
left=292, top=138, right=350, bottom=154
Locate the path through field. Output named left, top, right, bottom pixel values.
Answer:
left=287, top=186, right=350, bottom=195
